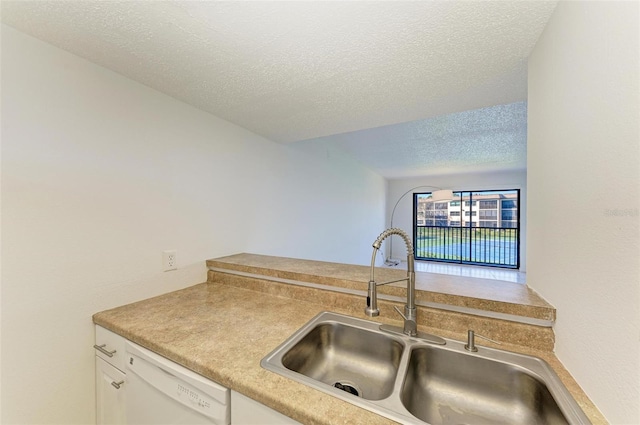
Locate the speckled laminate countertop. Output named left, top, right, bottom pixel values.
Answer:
left=93, top=256, right=607, bottom=425
left=207, top=253, right=556, bottom=322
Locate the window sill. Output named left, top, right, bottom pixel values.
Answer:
left=385, top=259, right=525, bottom=284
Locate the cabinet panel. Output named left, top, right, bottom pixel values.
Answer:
left=96, top=357, right=126, bottom=425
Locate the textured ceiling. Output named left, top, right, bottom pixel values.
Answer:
left=297, top=101, right=528, bottom=179
left=1, top=1, right=556, bottom=178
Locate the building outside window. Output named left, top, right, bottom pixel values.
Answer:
left=413, top=189, right=520, bottom=268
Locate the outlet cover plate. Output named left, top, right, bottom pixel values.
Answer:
left=162, top=250, right=177, bottom=271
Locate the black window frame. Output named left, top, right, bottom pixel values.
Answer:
left=413, top=189, right=521, bottom=269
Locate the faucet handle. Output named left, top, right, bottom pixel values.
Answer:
left=393, top=306, right=408, bottom=320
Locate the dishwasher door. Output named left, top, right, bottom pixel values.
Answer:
left=125, top=341, right=230, bottom=425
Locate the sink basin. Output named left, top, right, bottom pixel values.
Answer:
left=261, top=311, right=590, bottom=425
left=402, top=346, right=569, bottom=425
left=281, top=322, right=403, bottom=400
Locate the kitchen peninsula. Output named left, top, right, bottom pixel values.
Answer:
left=93, top=254, right=606, bottom=424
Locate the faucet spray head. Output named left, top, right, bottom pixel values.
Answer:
left=364, top=280, right=380, bottom=317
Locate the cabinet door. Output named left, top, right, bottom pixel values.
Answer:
left=96, top=357, right=126, bottom=425
left=231, top=390, right=300, bottom=425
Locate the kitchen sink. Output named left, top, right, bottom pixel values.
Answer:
left=402, top=346, right=569, bottom=425
left=281, top=322, right=403, bottom=400
left=261, top=311, right=590, bottom=425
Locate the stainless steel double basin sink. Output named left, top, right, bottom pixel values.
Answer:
left=261, top=312, right=590, bottom=425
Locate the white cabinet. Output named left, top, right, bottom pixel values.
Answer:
left=231, top=390, right=301, bottom=425
left=96, top=357, right=126, bottom=425
left=94, top=325, right=126, bottom=425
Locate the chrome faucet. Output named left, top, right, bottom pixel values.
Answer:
left=365, top=228, right=445, bottom=344
left=365, top=228, right=417, bottom=335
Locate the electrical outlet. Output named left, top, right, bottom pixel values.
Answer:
left=163, top=250, right=177, bottom=271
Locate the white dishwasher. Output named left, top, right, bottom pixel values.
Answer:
left=125, top=341, right=230, bottom=425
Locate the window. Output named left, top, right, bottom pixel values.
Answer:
left=435, top=202, right=448, bottom=210
left=501, top=210, right=517, bottom=221
left=479, top=200, right=498, bottom=209
left=479, top=221, right=498, bottom=227
left=502, top=200, right=517, bottom=209
left=413, top=189, right=520, bottom=268
left=479, top=210, right=497, bottom=219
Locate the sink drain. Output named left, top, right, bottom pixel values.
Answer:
left=333, top=381, right=361, bottom=397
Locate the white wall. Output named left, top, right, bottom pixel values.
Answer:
left=387, top=169, right=527, bottom=270
left=527, top=2, right=639, bottom=423
left=0, top=25, right=385, bottom=424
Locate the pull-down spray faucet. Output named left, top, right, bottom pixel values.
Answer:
left=365, top=228, right=446, bottom=345
left=365, top=228, right=417, bottom=335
